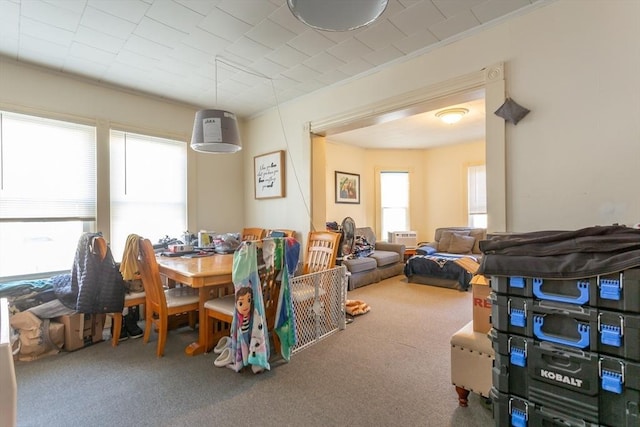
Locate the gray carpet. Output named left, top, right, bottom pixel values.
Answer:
left=14, top=276, right=494, bottom=427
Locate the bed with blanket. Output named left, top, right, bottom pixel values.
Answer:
left=403, top=227, right=486, bottom=291
left=404, top=253, right=480, bottom=291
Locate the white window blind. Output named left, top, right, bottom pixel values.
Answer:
left=110, top=130, right=187, bottom=259
left=0, top=111, right=96, bottom=279
left=468, top=164, right=487, bottom=228
left=0, top=112, right=96, bottom=220
left=380, top=171, right=409, bottom=239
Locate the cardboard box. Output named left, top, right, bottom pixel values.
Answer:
left=17, top=320, right=65, bottom=361
left=471, top=274, right=492, bottom=333
left=55, top=313, right=105, bottom=351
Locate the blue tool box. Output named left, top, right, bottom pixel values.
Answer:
left=491, top=387, right=614, bottom=427
left=490, top=293, right=640, bottom=361
left=490, top=269, right=640, bottom=313
left=490, top=328, right=640, bottom=425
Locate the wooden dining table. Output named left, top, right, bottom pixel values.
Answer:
left=156, top=253, right=233, bottom=356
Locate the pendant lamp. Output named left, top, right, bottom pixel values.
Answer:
left=288, top=0, right=388, bottom=32
left=190, top=58, right=242, bottom=153
left=190, top=109, right=241, bottom=153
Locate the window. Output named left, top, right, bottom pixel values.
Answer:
left=110, top=130, right=187, bottom=260
left=0, top=111, right=96, bottom=280
left=380, top=171, right=409, bottom=239
left=468, top=164, right=487, bottom=228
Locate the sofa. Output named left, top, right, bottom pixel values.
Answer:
left=404, top=227, right=486, bottom=290
left=342, top=227, right=405, bottom=290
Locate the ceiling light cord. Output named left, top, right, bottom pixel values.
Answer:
left=212, top=56, right=314, bottom=229
left=269, top=78, right=314, bottom=230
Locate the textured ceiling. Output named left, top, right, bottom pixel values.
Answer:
left=1, top=0, right=545, bottom=120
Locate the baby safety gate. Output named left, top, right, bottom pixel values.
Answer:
left=290, top=265, right=347, bottom=354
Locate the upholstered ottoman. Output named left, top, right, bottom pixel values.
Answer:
left=450, top=320, right=494, bottom=406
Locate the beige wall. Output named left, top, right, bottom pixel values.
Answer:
left=2, top=0, right=639, bottom=246
left=0, top=58, right=245, bottom=241
left=423, top=141, right=486, bottom=239
left=324, top=140, right=485, bottom=242
left=244, top=0, right=640, bottom=239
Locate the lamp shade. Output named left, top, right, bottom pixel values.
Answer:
left=288, top=0, right=388, bottom=32
left=190, top=109, right=242, bottom=153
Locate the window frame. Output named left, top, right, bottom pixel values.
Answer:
left=0, top=110, right=97, bottom=280
left=378, top=169, right=411, bottom=241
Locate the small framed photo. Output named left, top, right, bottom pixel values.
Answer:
left=335, top=171, right=360, bottom=204
left=254, top=150, right=285, bottom=199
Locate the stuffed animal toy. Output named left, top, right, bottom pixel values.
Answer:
left=345, top=299, right=370, bottom=316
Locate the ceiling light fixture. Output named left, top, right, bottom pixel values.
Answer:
left=435, top=108, right=469, bottom=125
left=287, top=0, right=389, bottom=32
left=190, top=58, right=242, bottom=153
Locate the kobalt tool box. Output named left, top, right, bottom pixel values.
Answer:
left=490, top=294, right=640, bottom=361
left=490, top=269, right=640, bottom=313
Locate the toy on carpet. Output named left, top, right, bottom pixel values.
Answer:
left=345, top=299, right=370, bottom=316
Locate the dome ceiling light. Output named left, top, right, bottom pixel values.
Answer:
left=287, top=0, right=389, bottom=32
left=435, top=108, right=469, bottom=125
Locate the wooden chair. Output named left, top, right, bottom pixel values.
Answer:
left=111, top=294, right=146, bottom=346
left=241, top=227, right=266, bottom=241
left=302, top=231, right=341, bottom=274
left=202, top=258, right=282, bottom=356
left=90, top=235, right=124, bottom=345
left=111, top=234, right=146, bottom=347
left=267, top=229, right=296, bottom=238
left=137, top=237, right=199, bottom=357
left=290, top=231, right=341, bottom=304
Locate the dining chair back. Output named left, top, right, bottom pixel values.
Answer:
left=137, top=237, right=199, bottom=357
left=111, top=233, right=146, bottom=346
left=267, top=229, right=296, bottom=238
left=303, top=231, right=341, bottom=274
left=203, top=260, right=282, bottom=356
left=91, top=236, right=138, bottom=347
left=241, top=227, right=266, bottom=241
left=92, top=235, right=108, bottom=261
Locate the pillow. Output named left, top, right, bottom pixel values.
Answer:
left=416, top=245, right=437, bottom=255
left=448, top=234, right=476, bottom=254
left=438, top=230, right=470, bottom=252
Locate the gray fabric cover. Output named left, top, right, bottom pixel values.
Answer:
left=343, top=257, right=377, bottom=274
left=344, top=226, right=405, bottom=290
left=433, top=227, right=486, bottom=255
left=369, top=250, right=400, bottom=267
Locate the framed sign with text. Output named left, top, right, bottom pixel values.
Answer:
left=254, top=150, right=285, bottom=199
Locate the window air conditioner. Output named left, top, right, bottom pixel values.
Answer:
left=387, top=231, right=418, bottom=248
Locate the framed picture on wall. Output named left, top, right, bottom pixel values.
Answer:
left=335, top=171, right=360, bottom=204
left=254, top=150, right=285, bottom=199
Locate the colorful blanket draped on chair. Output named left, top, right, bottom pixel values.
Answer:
left=228, top=241, right=269, bottom=372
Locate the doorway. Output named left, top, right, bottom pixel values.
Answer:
left=309, top=63, right=506, bottom=235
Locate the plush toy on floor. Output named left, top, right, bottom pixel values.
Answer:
left=345, top=299, right=370, bottom=316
